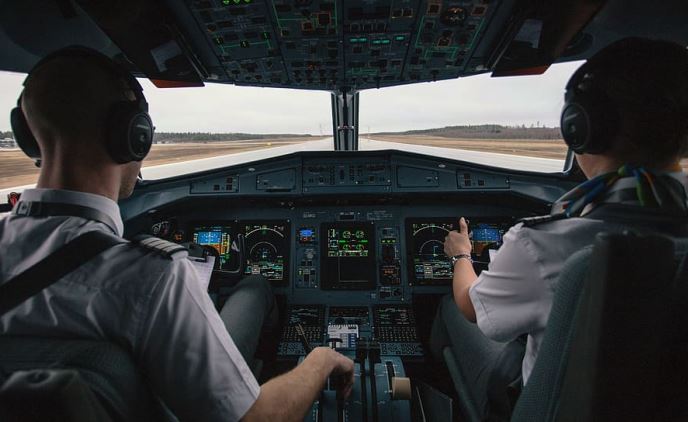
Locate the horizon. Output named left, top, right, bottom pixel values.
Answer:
left=1, top=122, right=564, bottom=138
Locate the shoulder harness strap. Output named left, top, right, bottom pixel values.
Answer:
left=0, top=231, right=126, bottom=316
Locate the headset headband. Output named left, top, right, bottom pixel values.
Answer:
left=12, top=45, right=154, bottom=165
left=22, top=46, right=148, bottom=112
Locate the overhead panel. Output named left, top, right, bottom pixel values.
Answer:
left=273, top=0, right=341, bottom=90
left=186, top=0, right=501, bottom=90
left=404, top=0, right=492, bottom=83
left=190, top=0, right=286, bottom=85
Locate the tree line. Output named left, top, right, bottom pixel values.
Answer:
left=1, top=125, right=564, bottom=142
left=153, top=132, right=313, bottom=143
left=375, top=124, right=562, bottom=140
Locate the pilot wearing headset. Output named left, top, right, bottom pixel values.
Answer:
left=0, top=47, right=353, bottom=421
left=436, top=37, right=688, bottom=419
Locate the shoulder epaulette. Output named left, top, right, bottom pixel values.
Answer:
left=133, top=235, right=188, bottom=260
left=517, top=213, right=568, bottom=227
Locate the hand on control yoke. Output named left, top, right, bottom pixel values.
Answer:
left=444, top=217, right=472, bottom=257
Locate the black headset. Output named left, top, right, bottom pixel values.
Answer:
left=10, top=46, right=154, bottom=166
left=560, top=62, right=619, bottom=155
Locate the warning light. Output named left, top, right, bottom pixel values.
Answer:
left=232, top=0, right=241, bottom=4
left=394, top=35, right=405, bottom=41
left=222, top=0, right=230, bottom=4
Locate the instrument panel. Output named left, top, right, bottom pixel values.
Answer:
left=150, top=208, right=516, bottom=304
left=136, top=152, right=561, bottom=303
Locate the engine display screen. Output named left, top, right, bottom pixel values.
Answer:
left=320, top=222, right=376, bottom=290
left=192, top=224, right=237, bottom=271
left=326, top=227, right=371, bottom=257
left=243, top=221, right=290, bottom=285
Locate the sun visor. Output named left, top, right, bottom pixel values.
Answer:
left=75, top=0, right=205, bottom=88
left=491, top=0, right=607, bottom=77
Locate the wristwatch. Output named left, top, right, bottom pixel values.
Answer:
left=450, top=254, right=473, bottom=266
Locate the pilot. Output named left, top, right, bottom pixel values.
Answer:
left=0, top=47, right=353, bottom=421
left=434, top=37, right=688, bottom=418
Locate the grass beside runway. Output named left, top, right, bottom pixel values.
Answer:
left=0, top=138, right=314, bottom=189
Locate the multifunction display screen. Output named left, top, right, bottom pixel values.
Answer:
left=243, top=221, right=290, bottom=286
left=326, top=227, right=371, bottom=258
left=471, top=223, right=506, bottom=258
left=192, top=224, right=237, bottom=271
left=406, top=218, right=511, bottom=285
left=321, top=222, right=376, bottom=290
left=406, top=220, right=455, bottom=285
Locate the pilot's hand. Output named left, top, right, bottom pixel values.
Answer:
left=316, top=347, right=355, bottom=399
left=444, top=217, right=472, bottom=257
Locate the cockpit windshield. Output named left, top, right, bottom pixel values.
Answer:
left=0, top=60, right=628, bottom=189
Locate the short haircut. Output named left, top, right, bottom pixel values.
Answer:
left=21, top=55, right=132, bottom=149
left=584, top=37, right=688, bottom=165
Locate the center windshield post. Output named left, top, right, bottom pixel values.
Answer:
left=331, top=88, right=359, bottom=151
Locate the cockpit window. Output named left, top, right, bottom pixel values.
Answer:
left=359, top=61, right=582, bottom=173
left=2, top=61, right=684, bottom=190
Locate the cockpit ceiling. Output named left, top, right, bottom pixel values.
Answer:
left=189, top=0, right=498, bottom=90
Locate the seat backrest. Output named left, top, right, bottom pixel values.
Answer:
left=0, top=337, right=169, bottom=421
left=510, top=246, right=593, bottom=421
left=556, top=233, right=688, bottom=421
left=512, top=231, right=688, bottom=421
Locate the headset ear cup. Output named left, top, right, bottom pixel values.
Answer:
left=10, top=107, right=41, bottom=159
left=127, top=112, right=154, bottom=161
left=561, top=84, right=619, bottom=155
left=561, top=102, right=592, bottom=154
left=107, top=102, right=154, bottom=163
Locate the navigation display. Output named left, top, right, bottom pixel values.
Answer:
left=406, top=220, right=456, bottom=285
left=406, top=218, right=511, bottom=285
left=243, top=221, right=290, bottom=286
left=320, top=222, right=376, bottom=290
left=192, top=224, right=237, bottom=271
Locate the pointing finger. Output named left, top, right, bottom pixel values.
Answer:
left=459, top=217, right=468, bottom=233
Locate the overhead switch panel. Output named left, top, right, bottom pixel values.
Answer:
left=187, top=0, right=500, bottom=90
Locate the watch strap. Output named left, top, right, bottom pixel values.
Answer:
left=451, top=254, right=473, bottom=265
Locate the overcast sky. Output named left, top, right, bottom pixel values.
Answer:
left=0, top=61, right=581, bottom=135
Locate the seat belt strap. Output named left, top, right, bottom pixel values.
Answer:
left=12, top=201, right=120, bottom=235
left=0, top=231, right=125, bottom=316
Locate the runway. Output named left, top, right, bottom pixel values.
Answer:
left=1, top=138, right=564, bottom=203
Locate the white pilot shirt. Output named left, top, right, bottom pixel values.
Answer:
left=0, top=189, right=260, bottom=421
left=469, top=173, right=688, bottom=384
